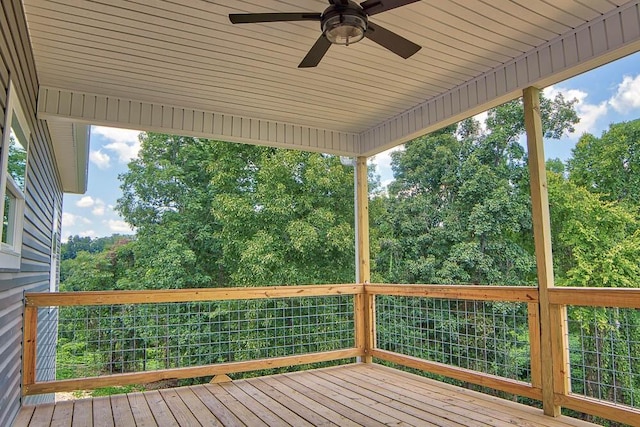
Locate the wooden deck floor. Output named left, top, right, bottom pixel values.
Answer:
left=14, top=364, right=596, bottom=427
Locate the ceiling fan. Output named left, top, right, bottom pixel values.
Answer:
left=229, top=0, right=422, bottom=68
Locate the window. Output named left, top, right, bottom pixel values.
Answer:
left=49, top=206, right=60, bottom=292
left=0, top=82, right=30, bottom=270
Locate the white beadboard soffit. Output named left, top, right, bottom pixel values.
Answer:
left=22, top=0, right=640, bottom=173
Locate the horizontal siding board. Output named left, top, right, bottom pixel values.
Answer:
left=0, top=274, right=49, bottom=291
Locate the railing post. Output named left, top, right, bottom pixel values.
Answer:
left=523, top=86, right=563, bottom=416
left=527, top=302, right=542, bottom=389
left=22, top=302, right=38, bottom=396
left=354, top=156, right=374, bottom=362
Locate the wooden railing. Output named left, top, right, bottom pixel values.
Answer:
left=548, top=287, right=640, bottom=426
left=22, top=283, right=640, bottom=425
left=368, top=284, right=542, bottom=400
left=23, top=284, right=364, bottom=396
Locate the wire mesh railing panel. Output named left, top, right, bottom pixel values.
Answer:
left=44, top=295, right=354, bottom=380
left=566, top=306, right=640, bottom=409
left=376, top=295, right=531, bottom=382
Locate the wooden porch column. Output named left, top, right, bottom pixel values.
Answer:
left=354, top=156, right=375, bottom=362
left=523, top=87, right=568, bottom=416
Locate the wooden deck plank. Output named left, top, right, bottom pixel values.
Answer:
left=219, top=382, right=288, bottom=426
left=203, top=383, right=269, bottom=426
left=306, top=369, right=440, bottom=426
left=173, top=387, right=223, bottom=427
left=190, top=384, right=244, bottom=426
left=110, top=394, right=136, bottom=427
left=158, top=388, right=202, bottom=426
left=315, top=368, right=477, bottom=427
left=71, top=398, right=93, bottom=427
left=345, top=365, right=504, bottom=426
left=17, top=364, right=600, bottom=427
left=143, top=390, right=179, bottom=427
left=285, top=369, right=406, bottom=425
left=12, top=405, right=36, bottom=427
left=50, top=400, right=74, bottom=427
left=361, top=365, right=548, bottom=426
left=29, top=404, right=55, bottom=426
left=256, top=376, right=354, bottom=427
left=251, top=377, right=339, bottom=427
left=360, top=364, right=594, bottom=427
left=340, top=365, right=500, bottom=426
left=233, top=380, right=315, bottom=427
left=275, top=373, right=387, bottom=426
left=92, top=396, right=114, bottom=427
left=127, top=392, right=157, bottom=427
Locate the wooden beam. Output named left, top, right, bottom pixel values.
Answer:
left=24, top=349, right=363, bottom=395
left=355, top=156, right=374, bottom=362
left=367, top=284, right=538, bottom=302
left=523, top=86, right=561, bottom=416
left=24, top=284, right=363, bottom=307
left=528, top=302, right=542, bottom=389
left=554, top=394, right=640, bottom=426
left=22, top=306, right=38, bottom=395
left=548, top=287, right=640, bottom=308
left=356, top=156, right=370, bottom=284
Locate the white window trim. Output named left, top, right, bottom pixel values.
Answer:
left=49, top=206, right=60, bottom=292
left=0, top=82, right=30, bottom=270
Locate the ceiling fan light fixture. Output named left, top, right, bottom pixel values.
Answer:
left=322, top=10, right=367, bottom=45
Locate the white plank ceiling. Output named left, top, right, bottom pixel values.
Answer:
left=21, top=0, right=640, bottom=170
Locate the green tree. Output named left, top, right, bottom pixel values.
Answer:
left=374, top=93, right=578, bottom=285
left=117, top=133, right=357, bottom=287
left=569, top=119, right=640, bottom=205
left=548, top=170, right=640, bottom=415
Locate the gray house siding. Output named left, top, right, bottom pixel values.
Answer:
left=0, top=0, right=64, bottom=425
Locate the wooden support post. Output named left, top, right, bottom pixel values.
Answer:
left=527, top=302, right=542, bottom=389
left=354, top=156, right=374, bottom=362
left=22, top=305, right=38, bottom=395
left=523, top=86, right=563, bottom=416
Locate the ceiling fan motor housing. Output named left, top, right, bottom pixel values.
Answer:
left=321, top=2, right=368, bottom=45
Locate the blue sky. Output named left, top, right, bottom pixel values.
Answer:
left=62, top=52, right=640, bottom=239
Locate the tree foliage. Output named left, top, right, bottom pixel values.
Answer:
left=375, top=94, right=578, bottom=285
left=115, top=133, right=356, bottom=287
left=569, top=119, right=640, bottom=205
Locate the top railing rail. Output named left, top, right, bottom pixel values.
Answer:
left=367, top=284, right=538, bottom=302
left=24, top=284, right=363, bottom=307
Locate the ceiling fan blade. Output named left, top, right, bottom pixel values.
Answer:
left=365, top=21, right=421, bottom=59
left=299, top=35, right=332, bottom=68
left=229, top=13, right=321, bottom=24
left=360, top=0, right=421, bottom=16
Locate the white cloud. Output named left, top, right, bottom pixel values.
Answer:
left=76, top=196, right=107, bottom=216
left=76, top=196, right=95, bottom=208
left=609, top=74, right=640, bottom=114
left=544, top=85, right=608, bottom=136
left=105, top=219, right=134, bottom=233
left=369, top=145, right=404, bottom=190
left=576, top=102, right=609, bottom=135
left=92, top=202, right=106, bottom=216
left=90, top=150, right=111, bottom=170
left=61, top=212, right=77, bottom=228
left=79, top=230, right=97, bottom=238
left=62, top=212, right=92, bottom=227
left=93, top=126, right=142, bottom=164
